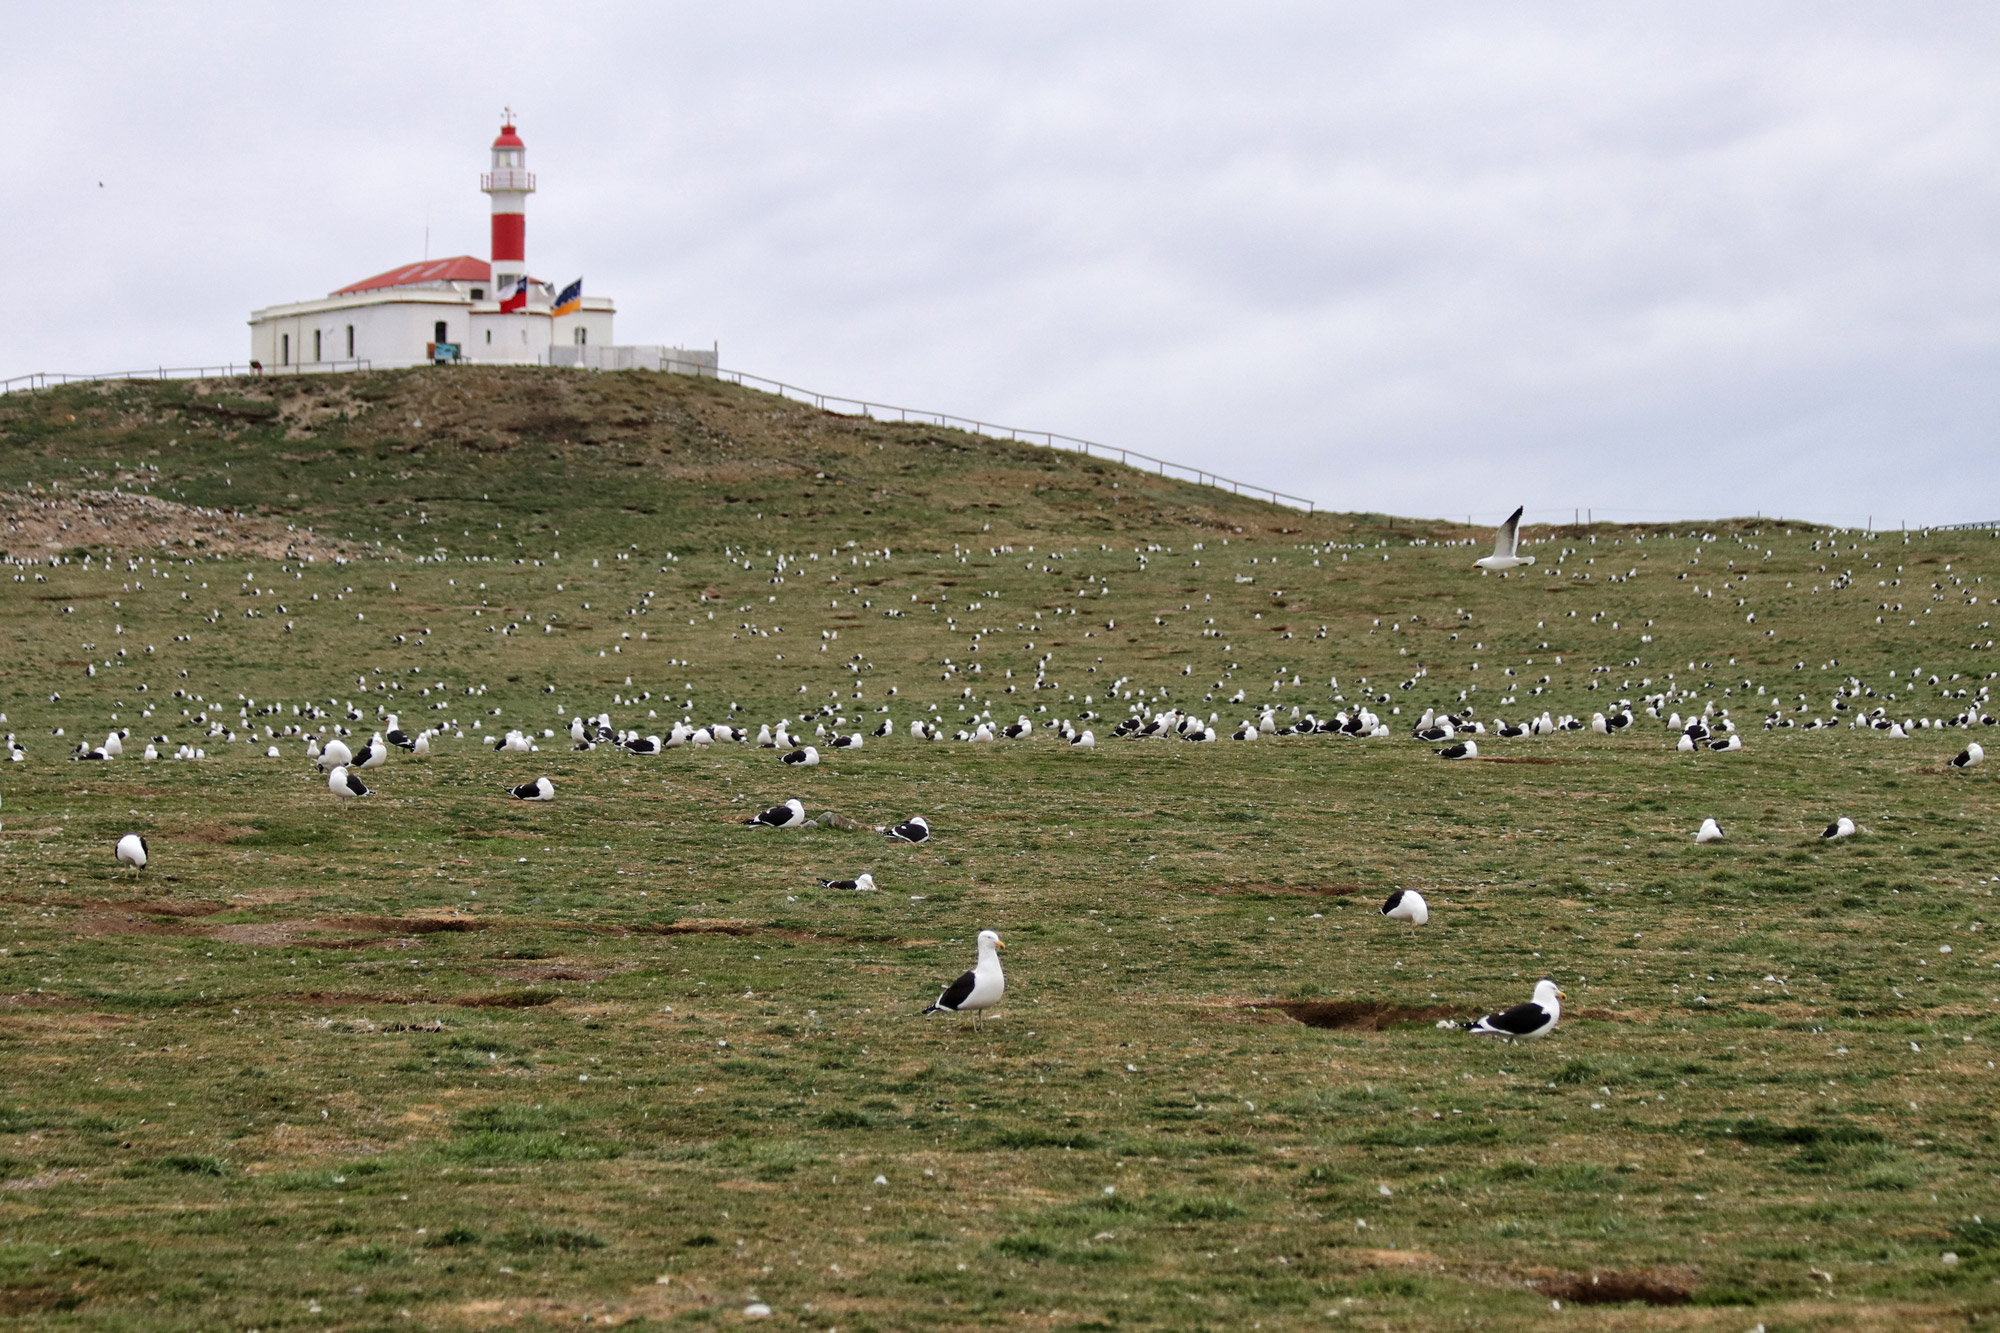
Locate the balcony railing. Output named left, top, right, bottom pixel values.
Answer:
left=479, top=169, right=535, bottom=192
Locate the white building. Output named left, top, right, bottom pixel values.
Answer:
left=248, top=116, right=712, bottom=376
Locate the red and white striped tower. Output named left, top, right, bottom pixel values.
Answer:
left=480, top=111, right=535, bottom=299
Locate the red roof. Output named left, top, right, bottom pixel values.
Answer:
left=493, top=122, right=525, bottom=149
left=333, top=256, right=492, bottom=296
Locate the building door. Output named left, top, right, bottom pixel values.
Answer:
left=281, top=334, right=289, bottom=366
left=435, top=321, right=449, bottom=345
left=313, top=330, right=322, bottom=363
left=346, top=325, right=355, bottom=358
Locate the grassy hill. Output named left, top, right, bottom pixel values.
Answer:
left=0, top=367, right=1997, bottom=1330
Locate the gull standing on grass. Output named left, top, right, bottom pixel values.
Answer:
left=925, top=930, right=1005, bottom=1020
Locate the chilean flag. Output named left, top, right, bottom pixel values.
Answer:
left=498, top=275, right=528, bottom=313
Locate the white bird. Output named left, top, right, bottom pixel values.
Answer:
left=508, top=776, right=555, bottom=801
left=1436, top=740, right=1478, bottom=760
left=1950, top=743, right=1985, bottom=769
left=412, top=733, right=431, bottom=758
left=1473, top=506, right=1536, bottom=572
left=305, top=736, right=321, bottom=759
left=115, top=832, right=148, bottom=869
left=783, top=745, right=820, bottom=766
left=832, top=734, right=863, bottom=749
left=266, top=746, right=281, bottom=758
left=1676, top=733, right=1696, bottom=753
left=1071, top=729, right=1095, bottom=748
left=1461, top=978, right=1563, bottom=1041
left=1590, top=713, right=1608, bottom=735
left=142, top=744, right=158, bottom=761
left=328, top=765, right=369, bottom=797
left=1696, top=817, right=1724, bottom=844
left=886, top=815, right=931, bottom=843
left=925, top=930, right=1005, bottom=1018
left=1821, top=816, right=1856, bottom=839
left=103, top=731, right=124, bottom=758
left=318, top=738, right=353, bottom=770
left=1380, top=888, right=1428, bottom=925
left=356, top=736, right=388, bottom=768
left=820, top=872, right=878, bottom=892
left=746, top=798, right=807, bottom=828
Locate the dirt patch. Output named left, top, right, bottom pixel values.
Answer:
left=100, top=898, right=230, bottom=918
left=324, top=915, right=489, bottom=935
left=0, top=993, right=87, bottom=1009
left=1252, top=1000, right=1462, bottom=1030
left=80, top=911, right=486, bottom=948
left=1527, top=1267, right=1694, bottom=1306
left=283, top=990, right=559, bottom=1009
left=1479, top=756, right=1566, bottom=766
left=0, top=487, right=358, bottom=560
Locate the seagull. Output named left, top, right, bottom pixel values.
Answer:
left=886, top=815, right=931, bottom=843
left=783, top=745, right=821, bottom=766
left=1821, top=816, right=1856, bottom=839
left=1677, top=734, right=1696, bottom=753
left=1950, top=742, right=1985, bottom=769
left=1436, top=740, right=1478, bottom=760
left=115, top=832, right=148, bottom=869
left=103, top=731, right=124, bottom=758
left=1070, top=730, right=1095, bottom=748
left=872, top=718, right=893, bottom=738
left=328, top=765, right=369, bottom=797
left=831, top=734, right=863, bottom=749
left=356, top=736, right=389, bottom=768
left=624, top=735, right=661, bottom=755
left=385, top=721, right=416, bottom=751
left=412, top=733, right=431, bottom=758
left=1461, top=978, right=1563, bottom=1041
left=1696, top=817, right=1724, bottom=844
left=317, top=738, right=353, bottom=770
left=820, top=873, right=878, bottom=892
left=507, top=777, right=555, bottom=801
left=1473, top=506, right=1536, bottom=572
left=1380, top=889, right=1429, bottom=925
left=924, top=929, right=1005, bottom=1019
left=746, top=798, right=807, bottom=828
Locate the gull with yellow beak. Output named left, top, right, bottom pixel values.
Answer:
left=925, top=929, right=1005, bottom=1018
left=1474, top=506, right=1537, bottom=572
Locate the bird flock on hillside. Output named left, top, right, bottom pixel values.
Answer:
left=17, top=508, right=2000, bottom=1040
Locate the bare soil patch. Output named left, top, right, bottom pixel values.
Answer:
left=1526, top=1267, right=1694, bottom=1306
left=0, top=487, right=357, bottom=559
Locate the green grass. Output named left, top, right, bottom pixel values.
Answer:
left=0, top=367, right=1996, bottom=1328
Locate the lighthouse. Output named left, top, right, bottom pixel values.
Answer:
left=248, top=113, right=714, bottom=374
left=481, top=112, right=535, bottom=302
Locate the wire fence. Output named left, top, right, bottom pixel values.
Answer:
left=0, top=360, right=373, bottom=394
left=659, top=359, right=1316, bottom=513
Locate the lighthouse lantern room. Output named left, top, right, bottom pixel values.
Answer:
left=248, top=115, right=624, bottom=370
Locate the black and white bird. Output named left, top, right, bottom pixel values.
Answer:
left=385, top=719, right=416, bottom=751
left=831, top=734, right=863, bottom=750
left=1380, top=888, right=1429, bottom=925
left=507, top=776, right=555, bottom=801
left=1950, top=742, right=1985, bottom=769
left=1473, top=506, right=1536, bottom=572
left=746, top=798, right=807, bottom=828
left=820, top=872, right=878, bottom=892
left=1069, top=729, right=1095, bottom=748
left=924, top=929, right=1005, bottom=1018
left=1821, top=816, right=1856, bottom=839
left=355, top=736, right=389, bottom=769
left=1695, top=817, right=1724, bottom=844
left=115, top=832, right=148, bottom=869
left=1436, top=740, right=1478, bottom=760
left=328, top=765, right=370, bottom=797
left=872, top=718, right=893, bottom=738
left=317, top=738, right=354, bottom=770
left=624, top=734, right=662, bottom=755
left=783, top=745, right=821, bottom=766
left=886, top=814, right=931, bottom=843
left=1460, top=978, right=1563, bottom=1041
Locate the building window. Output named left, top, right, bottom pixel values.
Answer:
left=313, top=329, right=322, bottom=363
left=435, top=321, right=449, bottom=344
left=574, top=327, right=588, bottom=345
left=485, top=330, right=492, bottom=344
left=345, top=325, right=354, bottom=358
left=471, top=287, right=484, bottom=300
left=281, top=333, right=289, bottom=366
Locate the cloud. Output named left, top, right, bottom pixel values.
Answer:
left=5, top=2, right=1999, bottom=523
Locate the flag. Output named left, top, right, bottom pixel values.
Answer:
left=498, top=275, right=528, bottom=313
left=552, top=277, right=582, bottom=318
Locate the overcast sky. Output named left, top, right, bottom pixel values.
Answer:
left=6, top=3, right=1997, bottom=526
